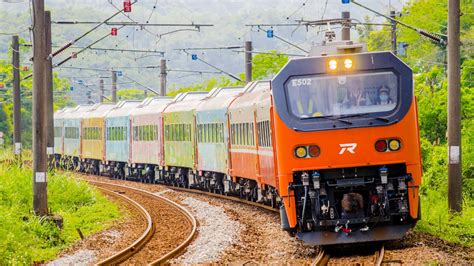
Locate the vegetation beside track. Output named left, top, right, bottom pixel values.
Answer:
left=0, top=150, right=121, bottom=264
left=360, top=0, right=474, bottom=246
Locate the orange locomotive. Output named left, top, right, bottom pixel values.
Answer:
left=271, top=44, right=422, bottom=245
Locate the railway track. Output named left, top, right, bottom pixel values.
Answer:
left=86, top=180, right=197, bottom=265
left=167, top=185, right=279, bottom=213
left=312, top=244, right=385, bottom=266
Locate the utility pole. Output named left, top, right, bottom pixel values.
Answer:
left=390, top=10, right=397, bottom=55
left=244, top=41, right=252, bottom=83
left=160, top=59, right=167, bottom=96
left=12, top=36, right=21, bottom=157
left=99, top=79, right=104, bottom=103
left=111, top=71, right=117, bottom=103
left=32, top=0, right=48, bottom=216
left=341, top=11, right=351, bottom=41
left=45, top=11, right=54, bottom=161
left=447, top=0, right=462, bottom=212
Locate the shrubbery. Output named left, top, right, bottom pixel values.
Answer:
left=0, top=152, right=121, bottom=264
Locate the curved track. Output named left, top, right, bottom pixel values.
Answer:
left=94, top=186, right=154, bottom=265
left=167, top=185, right=279, bottom=213
left=86, top=180, right=197, bottom=264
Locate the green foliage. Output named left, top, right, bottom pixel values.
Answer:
left=167, top=76, right=234, bottom=97
left=0, top=150, right=121, bottom=263
left=251, top=51, right=289, bottom=80
left=0, top=40, right=73, bottom=148
left=117, top=88, right=148, bottom=101
left=359, top=0, right=474, bottom=246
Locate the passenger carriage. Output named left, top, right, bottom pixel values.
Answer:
left=104, top=101, right=142, bottom=177
left=81, top=103, right=115, bottom=174
left=129, top=97, right=172, bottom=182
left=228, top=81, right=271, bottom=201
left=194, top=86, right=244, bottom=192
left=253, top=81, right=279, bottom=206
left=162, top=92, right=208, bottom=186
left=53, top=107, right=74, bottom=163
left=61, top=105, right=94, bottom=169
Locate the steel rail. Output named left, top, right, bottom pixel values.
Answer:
left=312, top=248, right=330, bottom=266
left=374, top=244, right=385, bottom=266
left=92, top=186, right=154, bottom=265
left=167, top=186, right=279, bottom=213
left=85, top=180, right=197, bottom=265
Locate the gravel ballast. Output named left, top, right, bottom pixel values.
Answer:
left=171, top=197, right=241, bottom=264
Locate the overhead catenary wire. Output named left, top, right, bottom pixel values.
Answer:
left=179, top=50, right=242, bottom=82
left=252, top=26, right=309, bottom=54
left=21, top=43, right=165, bottom=55
left=50, top=0, right=139, bottom=59
left=231, top=50, right=306, bottom=57
left=349, top=0, right=447, bottom=46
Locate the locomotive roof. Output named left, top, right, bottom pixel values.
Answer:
left=132, top=96, right=173, bottom=116
left=196, top=86, right=244, bottom=112
left=164, top=91, right=208, bottom=113
left=106, top=100, right=142, bottom=118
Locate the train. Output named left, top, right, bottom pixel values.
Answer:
left=54, top=40, right=422, bottom=246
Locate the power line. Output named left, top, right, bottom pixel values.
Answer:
left=20, top=44, right=165, bottom=55
left=179, top=50, right=242, bottom=82
left=348, top=0, right=447, bottom=46
left=122, top=74, right=160, bottom=95
left=231, top=50, right=305, bottom=57
left=251, top=26, right=309, bottom=54
left=174, top=46, right=244, bottom=51
left=52, top=21, right=214, bottom=28
left=50, top=0, right=139, bottom=59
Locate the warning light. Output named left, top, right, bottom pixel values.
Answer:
left=111, top=28, right=118, bottom=36
left=191, top=54, right=198, bottom=60
left=328, top=59, right=337, bottom=70
left=344, top=59, right=353, bottom=69
left=267, top=29, right=274, bottom=38
left=124, top=0, right=132, bottom=12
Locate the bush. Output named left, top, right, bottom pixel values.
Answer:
left=0, top=153, right=121, bottom=264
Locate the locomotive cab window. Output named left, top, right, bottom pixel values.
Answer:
left=286, top=72, right=398, bottom=119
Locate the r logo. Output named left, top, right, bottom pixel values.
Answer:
left=339, top=143, right=357, bottom=154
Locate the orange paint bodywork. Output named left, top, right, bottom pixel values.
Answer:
left=272, top=99, right=423, bottom=228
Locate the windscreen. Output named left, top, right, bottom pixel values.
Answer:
left=285, top=71, right=398, bottom=118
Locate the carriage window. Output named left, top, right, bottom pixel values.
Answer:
left=286, top=71, right=398, bottom=118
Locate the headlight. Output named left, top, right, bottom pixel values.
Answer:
left=388, top=139, right=401, bottom=151
left=295, top=146, right=307, bottom=158
left=344, top=59, right=353, bottom=69
left=328, top=60, right=337, bottom=70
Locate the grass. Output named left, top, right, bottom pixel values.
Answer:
left=415, top=142, right=474, bottom=247
left=0, top=149, right=121, bottom=264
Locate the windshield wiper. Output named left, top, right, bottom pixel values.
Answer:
left=300, top=116, right=353, bottom=125
left=338, top=113, right=390, bottom=123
